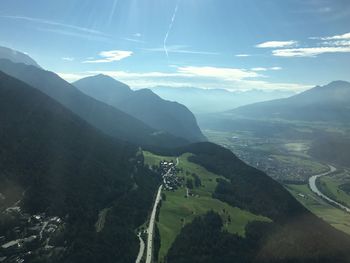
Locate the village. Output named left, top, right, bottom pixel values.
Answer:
left=0, top=205, right=64, bottom=263
left=159, top=160, right=182, bottom=191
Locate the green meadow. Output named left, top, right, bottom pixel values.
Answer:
left=143, top=151, right=271, bottom=262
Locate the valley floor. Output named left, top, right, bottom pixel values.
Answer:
left=203, top=129, right=350, bottom=236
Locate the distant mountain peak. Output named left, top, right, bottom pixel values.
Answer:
left=0, top=46, right=41, bottom=68
left=74, top=76, right=206, bottom=142
left=74, top=74, right=131, bottom=92
left=325, top=80, right=350, bottom=88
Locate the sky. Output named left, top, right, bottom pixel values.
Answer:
left=0, top=0, right=350, bottom=91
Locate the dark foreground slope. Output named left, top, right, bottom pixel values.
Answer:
left=0, top=59, right=187, bottom=148
left=74, top=75, right=206, bottom=142
left=152, top=142, right=350, bottom=262
left=0, top=71, right=160, bottom=262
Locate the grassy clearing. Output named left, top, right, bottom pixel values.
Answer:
left=286, top=184, right=350, bottom=235
left=144, top=151, right=270, bottom=262
left=143, top=151, right=176, bottom=167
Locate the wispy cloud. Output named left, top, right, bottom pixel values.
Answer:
left=83, top=50, right=133, bottom=63
left=259, top=32, right=350, bottom=58
left=36, top=27, right=110, bottom=42
left=0, top=15, right=108, bottom=37
left=273, top=46, right=350, bottom=57
left=322, top=40, right=350, bottom=46
left=251, top=67, right=281, bottom=71
left=88, top=66, right=259, bottom=81
left=164, top=0, right=180, bottom=58
left=123, top=37, right=146, bottom=43
left=176, top=66, right=259, bottom=81
left=235, top=54, right=251, bottom=57
left=312, top=32, right=350, bottom=40
left=144, top=45, right=218, bottom=55
left=256, top=40, right=298, bottom=48
left=270, top=67, right=282, bottom=70
left=62, top=57, right=75, bottom=62
left=108, top=0, right=119, bottom=26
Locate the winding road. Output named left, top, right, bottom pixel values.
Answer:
left=308, top=165, right=350, bottom=213
left=135, top=233, right=145, bottom=263
left=145, top=185, right=163, bottom=263
left=144, top=157, right=179, bottom=263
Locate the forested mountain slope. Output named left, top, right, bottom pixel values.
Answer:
left=74, top=74, right=206, bottom=142
left=0, top=59, right=187, bottom=148
left=0, top=71, right=160, bottom=262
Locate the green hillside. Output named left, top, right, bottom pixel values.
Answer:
left=144, top=152, right=270, bottom=261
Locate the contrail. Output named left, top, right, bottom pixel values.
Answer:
left=163, top=0, right=180, bottom=58
left=108, top=0, right=119, bottom=26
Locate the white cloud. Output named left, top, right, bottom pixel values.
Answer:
left=251, top=67, right=282, bottom=72
left=133, top=33, right=142, bottom=37
left=58, top=65, right=307, bottom=92
left=323, top=40, right=350, bottom=46
left=83, top=50, right=133, bottom=63
left=62, top=57, right=74, bottom=62
left=320, top=32, right=350, bottom=40
left=270, top=66, right=282, bottom=70
left=176, top=66, right=259, bottom=81
left=235, top=54, right=250, bottom=57
left=251, top=67, right=267, bottom=72
left=256, top=40, right=298, bottom=48
left=272, top=46, right=350, bottom=57
left=89, top=66, right=259, bottom=81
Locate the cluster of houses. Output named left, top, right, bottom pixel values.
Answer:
left=233, top=147, right=312, bottom=182
left=159, top=161, right=182, bottom=191
left=0, top=206, right=63, bottom=262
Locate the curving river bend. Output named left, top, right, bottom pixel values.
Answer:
left=308, top=165, right=350, bottom=213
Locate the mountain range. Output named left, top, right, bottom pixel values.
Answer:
left=74, top=75, right=205, bottom=142
left=228, top=81, right=350, bottom=122
left=0, top=59, right=189, bottom=148
left=151, top=86, right=295, bottom=114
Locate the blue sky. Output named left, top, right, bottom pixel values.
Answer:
left=0, top=0, right=350, bottom=91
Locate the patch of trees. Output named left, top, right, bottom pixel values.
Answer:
left=167, top=211, right=350, bottom=263
left=186, top=178, right=193, bottom=189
